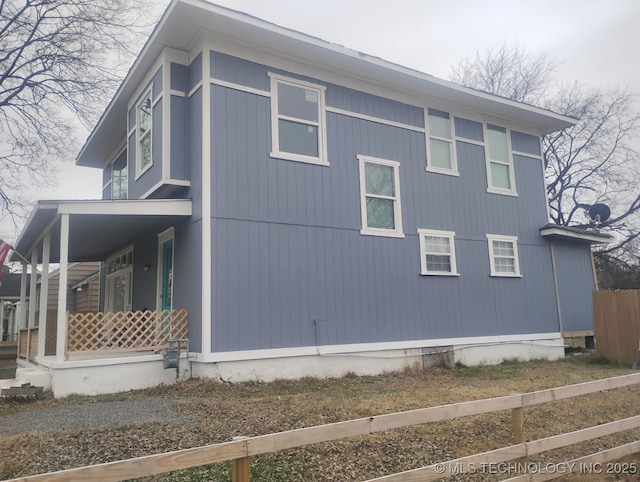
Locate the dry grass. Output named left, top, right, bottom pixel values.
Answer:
left=0, top=355, right=639, bottom=481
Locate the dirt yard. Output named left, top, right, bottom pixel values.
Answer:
left=0, top=355, right=639, bottom=481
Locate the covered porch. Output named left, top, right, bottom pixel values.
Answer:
left=10, top=199, right=193, bottom=395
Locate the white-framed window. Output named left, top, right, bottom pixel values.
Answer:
left=105, top=247, right=134, bottom=311
left=136, top=90, right=153, bottom=176
left=485, top=123, right=516, bottom=195
left=426, top=108, right=458, bottom=175
left=269, top=73, right=328, bottom=166
left=358, top=155, right=404, bottom=238
left=486, top=234, right=521, bottom=277
left=418, top=229, right=459, bottom=276
left=111, top=152, right=128, bottom=200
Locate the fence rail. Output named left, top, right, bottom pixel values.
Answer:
left=66, top=309, right=188, bottom=355
left=7, top=372, right=640, bottom=482
left=593, top=289, right=640, bottom=364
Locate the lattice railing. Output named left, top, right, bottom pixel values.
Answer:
left=67, top=309, right=188, bottom=354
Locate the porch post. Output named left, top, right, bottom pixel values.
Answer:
left=37, top=232, right=50, bottom=358
left=28, top=249, right=38, bottom=328
left=56, top=214, right=69, bottom=362
left=19, top=262, right=28, bottom=329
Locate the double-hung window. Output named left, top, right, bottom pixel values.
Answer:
left=111, top=153, right=128, bottom=200
left=485, top=123, right=516, bottom=195
left=426, top=108, right=457, bottom=175
left=136, top=90, right=152, bottom=175
left=487, top=234, right=521, bottom=277
left=418, top=229, right=458, bottom=275
left=106, top=247, right=134, bottom=311
left=269, top=73, right=327, bottom=165
left=358, top=155, right=403, bottom=238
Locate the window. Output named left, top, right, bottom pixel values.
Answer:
left=426, top=108, right=457, bottom=174
left=136, top=91, right=152, bottom=175
left=487, top=235, right=521, bottom=277
left=106, top=247, right=134, bottom=311
left=418, top=229, right=458, bottom=275
left=358, top=155, right=403, bottom=238
left=111, top=153, right=128, bottom=200
left=269, top=73, right=327, bottom=165
left=485, top=124, right=516, bottom=194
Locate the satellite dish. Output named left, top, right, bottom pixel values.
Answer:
left=588, top=204, right=611, bottom=225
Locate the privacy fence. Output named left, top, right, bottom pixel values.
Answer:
left=7, top=372, right=640, bottom=482
left=593, top=289, right=640, bottom=365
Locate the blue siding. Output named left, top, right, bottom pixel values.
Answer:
left=211, top=51, right=269, bottom=91
left=152, top=67, right=163, bottom=99
left=208, top=61, right=562, bottom=353
left=552, top=241, right=596, bottom=332
left=175, top=219, right=202, bottom=352
left=171, top=63, right=188, bottom=92
left=170, top=95, right=189, bottom=180
left=189, top=52, right=202, bottom=92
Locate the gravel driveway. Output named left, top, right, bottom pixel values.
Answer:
left=0, top=399, right=192, bottom=436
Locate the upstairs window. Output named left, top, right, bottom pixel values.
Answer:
left=269, top=73, right=327, bottom=166
left=136, top=90, right=152, bottom=175
left=426, top=108, right=457, bottom=175
left=358, top=155, right=403, bottom=238
left=487, top=234, right=521, bottom=277
left=111, top=153, right=128, bottom=200
left=418, top=229, right=459, bottom=276
left=485, top=124, right=516, bottom=195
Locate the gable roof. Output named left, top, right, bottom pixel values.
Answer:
left=76, top=0, right=575, bottom=168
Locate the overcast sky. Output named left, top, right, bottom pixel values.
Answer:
left=13, top=0, right=639, bottom=240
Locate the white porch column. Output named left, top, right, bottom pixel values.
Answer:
left=37, top=233, right=50, bottom=358
left=28, top=249, right=38, bottom=328
left=18, top=262, right=28, bottom=329
left=56, top=214, right=69, bottom=362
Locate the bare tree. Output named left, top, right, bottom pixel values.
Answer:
left=450, top=45, right=640, bottom=265
left=0, top=0, right=162, bottom=225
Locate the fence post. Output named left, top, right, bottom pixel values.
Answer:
left=232, top=457, right=250, bottom=482
left=231, top=436, right=250, bottom=482
left=511, top=393, right=527, bottom=467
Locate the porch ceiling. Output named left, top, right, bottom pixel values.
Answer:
left=12, top=199, right=192, bottom=263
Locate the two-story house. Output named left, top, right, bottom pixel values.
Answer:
left=11, top=0, right=610, bottom=397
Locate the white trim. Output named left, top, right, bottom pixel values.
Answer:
left=55, top=199, right=192, bottom=216
left=170, top=89, right=186, bottom=97
left=140, top=179, right=191, bottom=200
left=28, top=250, right=37, bottom=328
left=358, top=154, right=404, bottom=238
left=197, top=332, right=562, bottom=362
left=512, top=149, right=542, bottom=160
left=268, top=72, right=328, bottom=166
left=540, top=226, right=612, bottom=244
left=326, top=106, right=425, bottom=133
left=484, top=122, right=518, bottom=196
left=162, top=60, right=171, bottom=180
left=455, top=136, right=485, bottom=147
left=426, top=108, right=458, bottom=175
left=211, top=77, right=270, bottom=97
left=188, top=81, right=203, bottom=98
left=37, top=233, right=50, bottom=357
left=417, top=228, right=459, bottom=276
left=486, top=234, right=522, bottom=277
left=201, top=47, right=212, bottom=355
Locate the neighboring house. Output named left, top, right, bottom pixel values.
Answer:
left=0, top=272, right=28, bottom=343
left=11, top=0, right=610, bottom=397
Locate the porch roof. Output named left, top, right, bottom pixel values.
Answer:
left=12, top=199, right=192, bottom=263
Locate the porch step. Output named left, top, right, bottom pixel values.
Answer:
left=0, top=382, right=43, bottom=398
left=15, top=367, right=52, bottom=391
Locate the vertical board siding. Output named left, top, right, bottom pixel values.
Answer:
left=208, top=55, right=562, bottom=353
left=171, top=63, right=188, bottom=92
left=593, top=290, right=640, bottom=365
left=170, top=95, right=189, bottom=180
left=511, top=130, right=541, bottom=156
left=552, top=241, right=597, bottom=333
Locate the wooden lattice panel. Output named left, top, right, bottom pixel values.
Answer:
left=67, top=309, right=188, bottom=354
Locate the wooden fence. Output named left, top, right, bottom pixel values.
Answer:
left=66, top=309, right=188, bottom=355
left=7, top=372, right=640, bottom=482
left=593, top=289, right=640, bottom=365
